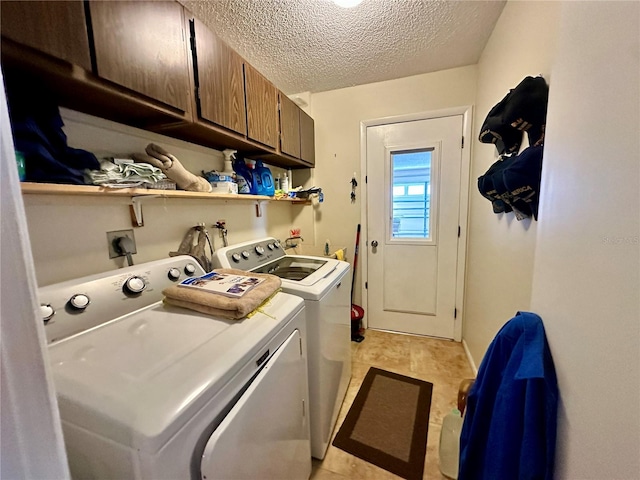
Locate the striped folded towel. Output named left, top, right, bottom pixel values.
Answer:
left=162, top=268, right=281, bottom=320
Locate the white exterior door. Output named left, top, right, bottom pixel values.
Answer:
left=366, top=115, right=464, bottom=339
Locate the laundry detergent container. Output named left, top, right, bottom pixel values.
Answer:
left=255, top=161, right=275, bottom=196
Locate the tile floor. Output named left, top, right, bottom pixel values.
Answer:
left=310, top=329, right=475, bottom=480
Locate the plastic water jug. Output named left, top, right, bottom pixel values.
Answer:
left=439, top=408, right=463, bottom=479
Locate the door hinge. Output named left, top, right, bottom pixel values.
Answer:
left=454, top=307, right=458, bottom=319
left=302, top=399, right=306, bottom=417
left=458, top=225, right=461, bottom=238
left=365, top=281, right=368, bottom=289
left=365, top=176, right=368, bottom=183
left=461, top=136, right=465, bottom=148
left=189, top=20, right=196, bottom=52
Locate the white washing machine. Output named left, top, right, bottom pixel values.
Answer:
left=213, top=237, right=352, bottom=459
left=39, top=256, right=311, bottom=480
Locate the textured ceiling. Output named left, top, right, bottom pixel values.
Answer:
left=181, top=0, right=506, bottom=95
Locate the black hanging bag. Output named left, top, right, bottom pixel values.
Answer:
left=478, top=76, right=549, bottom=155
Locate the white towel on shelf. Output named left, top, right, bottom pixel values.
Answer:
left=86, top=158, right=167, bottom=187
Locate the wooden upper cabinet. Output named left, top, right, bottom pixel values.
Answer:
left=300, top=109, right=316, bottom=166
left=279, top=93, right=301, bottom=159
left=192, top=17, right=246, bottom=135
left=89, top=1, right=191, bottom=113
left=279, top=93, right=315, bottom=165
left=244, top=63, right=278, bottom=149
left=0, top=1, right=91, bottom=70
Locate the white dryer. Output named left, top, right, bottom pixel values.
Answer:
left=39, top=256, right=311, bottom=480
left=213, top=237, right=352, bottom=459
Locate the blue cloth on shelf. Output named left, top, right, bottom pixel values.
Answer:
left=6, top=76, right=99, bottom=184
left=459, top=311, right=558, bottom=480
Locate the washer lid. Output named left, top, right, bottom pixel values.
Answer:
left=48, top=292, right=304, bottom=453
left=273, top=258, right=350, bottom=300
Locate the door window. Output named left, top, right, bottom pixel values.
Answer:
left=391, top=149, right=433, bottom=240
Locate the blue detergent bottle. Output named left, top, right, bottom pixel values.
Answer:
left=233, top=158, right=257, bottom=194
left=255, top=160, right=275, bottom=196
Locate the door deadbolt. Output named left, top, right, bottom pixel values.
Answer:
left=371, top=240, right=379, bottom=248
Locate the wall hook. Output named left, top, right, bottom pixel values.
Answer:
left=350, top=172, right=358, bottom=203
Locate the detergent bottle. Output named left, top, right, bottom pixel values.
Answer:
left=246, top=160, right=260, bottom=195
left=233, top=157, right=256, bottom=194
left=255, top=160, right=275, bottom=196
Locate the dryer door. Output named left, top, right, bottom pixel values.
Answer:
left=200, top=330, right=311, bottom=480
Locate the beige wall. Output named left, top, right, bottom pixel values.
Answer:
left=308, top=66, right=478, bottom=307
left=25, top=110, right=307, bottom=286
left=462, top=1, right=561, bottom=367
left=531, top=2, right=639, bottom=476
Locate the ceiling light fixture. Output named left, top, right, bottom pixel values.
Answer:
left=333, top=0, right=363, bottom=8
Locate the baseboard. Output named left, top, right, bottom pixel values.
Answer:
left=462, top=339, right=478, bottom=376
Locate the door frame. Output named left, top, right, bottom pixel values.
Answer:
left=359, top=106, right=473, bottom=342
left=0, top=70, right=70, bottom=477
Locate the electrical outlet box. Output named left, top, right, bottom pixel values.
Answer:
left=107, top=229, right=137, bottom=259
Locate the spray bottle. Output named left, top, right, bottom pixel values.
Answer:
left=221, top=149, right=237, bottom=177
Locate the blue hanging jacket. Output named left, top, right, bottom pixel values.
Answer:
left=459, top=312, right=559, bottom=480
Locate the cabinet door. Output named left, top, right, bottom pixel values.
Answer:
left=89, top=1, right=191, bottom=113
left=192, top=18, right=246, bottom=135
left=300, top=109, right=316, bottom=166
left=245, top=63, right=278, bottom=149
left=0, top=1, right=91, bottom=70
left=280, top=93, right=301, bottom=159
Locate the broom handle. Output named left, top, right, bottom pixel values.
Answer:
left=350, top=224, right=361, bottom=303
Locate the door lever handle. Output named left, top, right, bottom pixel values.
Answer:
left=371, top=240, right=379, bottom=248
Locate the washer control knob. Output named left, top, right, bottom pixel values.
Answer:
left=40, top=304, right=55, bottom=323
left=123, top=276, right=146, bottom=295
left=184, top=263, right=197, bottom=276
left=231, top=253, right=242, bottom=263
left=69, top=294, right=90, bottom=310
left=168, top=268, right=181, bottom=281
left=241, top=250, right=250, bottom=259
left=267, top=243, right=275, bottom=250
left=273, top=241, right=281, bottom=249
left=255, top=245, right=265, bottom=255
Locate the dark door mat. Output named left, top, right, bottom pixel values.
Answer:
left=332, top=367, right=433, bottom=480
